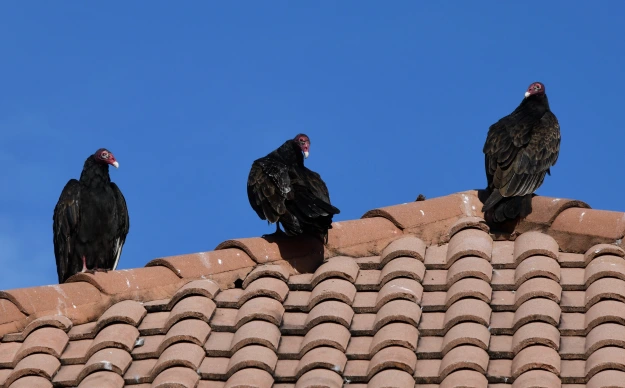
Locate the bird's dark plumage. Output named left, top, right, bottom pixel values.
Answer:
left=247, top=134, right=340, bottom=242
left=482, top=82, right=561, bottom=223
left=53, top=148, right=129, bottom=283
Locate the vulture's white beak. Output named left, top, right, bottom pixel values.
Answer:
left=303, top=151, right=309, bottom=159
left=112, top=161, right=119, bottom=168
left=524, top=91, right=531, bottom=98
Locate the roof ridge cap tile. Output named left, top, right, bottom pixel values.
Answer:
left=216, top=236, right=324, bottom=274
left=325, top=217, right=403, bottom=259
left=66, top=266, right=183, bottom=302
left=516, top=195, right=591, bottom=233
left=548, top=207, right=625, bottom=253
left=362, top=191, right=483, bottom=246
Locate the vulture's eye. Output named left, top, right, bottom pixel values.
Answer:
left=101, top=152, right=109, bottom=158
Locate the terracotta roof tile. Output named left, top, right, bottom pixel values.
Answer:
left=512, top=369, right=561, bottom=387
left=122, top=358, right=156, bottom=384
left=6, top=315, right=72, bottom=342
left=325, top=217, right=403, bottom=258
left=240, top=277, right=289, bottom=304
left=3, top=191, right=625, bottom=386
left=9, top=375, right=53, bottom=388
left=370, top=322, right=418, bottom=353
left=551, top=208, right=625, bottom=253
left=440, top=370, right=488, bottom=387
left=170, top=279, right=221, bottom=305
left=242, top=264, right=291, bottom=288
left=160, top=318, right=210, bottom=351
left=88, top=323, right=138, bottom=357
left=587, top=370, right=625, bottom=388
left=379, top=257, right=425, bottom=285
left=227, top=344, right=277, bottom=376
left=296, top=346, right=346, bottom=378
left=67, top=267, right=182, bottom=300
left=0, top=283, right=103, bottom=324
left=234, top=296, right=284, bottom=327
left=214, top=288, right=243, bottom=308
left=14, top=327, right=68, bottom=362
left=311, top=256, right=359, bottom=286
left=81, top=347, right=132, bottom=380
left=148, top=248, right=254, bottom=279
left=349, top=313, right=375, bottom=335
left=205, top=331, right=234, bottom=357
left=446, top=228, right=493, bottom=266
left=231, top=320, right=280, bottom=353
left=441, top=322, right=489, bottom=355
left=367, top=345, right=417, bottom=378
left=304, top=300, right=353, bottom=329
left=373, top=299, right=420, bottom=331
left=369, top=369, right=415, bottom=387
left=198, top=356, right=229, bottom=380
left=584, top=254, right=625, bottom=286
left=0, top=300, right=26, bottom=338
left=449, top=215, right=490, bottom=236
left=224, top=368, right=273, bottom=388
left=151, top=342, right=205, bottom=378
left=294, top=368, right=342, bottom=388
left=281, top=312, right=307, bottom=334
left=151, top=366, right=200, bottom=388
left=309, top=279, right=357, bottom=309
left=5, top=353, right=60, bottom=387
left=446, top=256, right=492, bottom=285
left=380, top=235, right=427, bottom=264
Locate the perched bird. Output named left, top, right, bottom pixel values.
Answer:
left=53, top=148, right=130, bottom=283
left=482, top=82, right=561, bottom=223
left=247, top=134, right=340, bottom=242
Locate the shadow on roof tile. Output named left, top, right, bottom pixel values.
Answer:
left=216, top=235, right=324, bottom=273
left=550, top=207, right=625, bottom=253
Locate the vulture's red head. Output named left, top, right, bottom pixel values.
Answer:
left=294, top=134, right=310, bottom=159
left=94, top=148, right=119, bottom=168
left=524, top=82, right=545, bottom=98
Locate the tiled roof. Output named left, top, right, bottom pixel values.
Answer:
left=1, top=190, right=625, bottom=387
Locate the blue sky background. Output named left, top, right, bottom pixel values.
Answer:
left=1, top=2, right=624, bottom=290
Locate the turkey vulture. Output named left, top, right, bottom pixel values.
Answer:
left=53, top=148, right=130, bottom=283
left=247, top=134, right=340, bottom=242
left=482, top=82, right=561, bottom=223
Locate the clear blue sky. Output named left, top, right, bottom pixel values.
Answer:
left=1, top=3, right=624, bottom=290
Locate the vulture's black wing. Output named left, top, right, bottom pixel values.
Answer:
left=291, top=167, right=340, bottom=217
left=110, top=182, right=129, bottom=270
left=53, top=179, right=82, bottom=283
left=247, top=158, right=293, bottom=223
left=483, top=110, right=560, bottom=211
